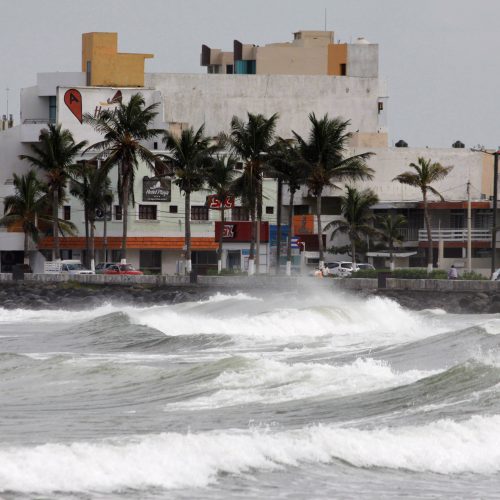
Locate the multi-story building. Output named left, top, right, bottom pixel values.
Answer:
left=0, top=31, right=496, bottom=275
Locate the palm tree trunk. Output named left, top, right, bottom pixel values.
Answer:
left=89, top=219, right=95, bottom=271
left=256, top=177, right=262, bottom=274
left=103, top=204, right=108, bottom=262
left=276, top=178, right=282, bottom=274
left=218, top=204, right=225, bottom=274
left=423, top=192, right=433, bottom=273
left=185, top=191, right=192, bottom=274
left=316, top=192, right=324, bottom=268
left=84, top=207, right=90, bottom=268
left=249, top=204, right=256, bottom=275
left=121, top=172, right=129, bottom=263
left=351, top=237, right=356, bottom=267
left=389, top=241, right=394, bottom=271
left=24, top=231, right=29, bottom=266
left=53, top=190, right=60, bottom=260
left=286, top=190, right=295, bottom=276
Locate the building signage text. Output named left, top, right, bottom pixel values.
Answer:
left=143, top=176, right=171, bottom=202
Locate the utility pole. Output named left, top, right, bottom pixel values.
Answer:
left=492, top=152, right=499, bottom=275
left=467, top=180, right=472, bottom=273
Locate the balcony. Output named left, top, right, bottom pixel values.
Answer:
left=418, top=228, right=491, bottom=242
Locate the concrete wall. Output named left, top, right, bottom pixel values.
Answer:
left=37, top=72, right=86, bottom=96
left=146, top=73, right=381, bottom=138
left=347, top=44, right=379, bottom=78
left=256, top=45, right=328, bottom=75
left=338, top=277, right=500, bottom=291
left=20, top=86, right=48, bottom=122
left=352, top=147, right=486, bottom=203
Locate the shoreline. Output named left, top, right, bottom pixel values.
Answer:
left=0, top=279, right=498, bottom=313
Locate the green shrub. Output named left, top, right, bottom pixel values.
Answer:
left=460, top=271, right=487, bottom=280
left=349, top=269, right=385, bottom=279
left=391, top=269, right=448, bottom=279
left=350, top=268, right=449, bottom=279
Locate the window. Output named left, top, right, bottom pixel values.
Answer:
left=49, top=96, right=57, bottom=123
left=63, top=206, right=71, bottom=221
left=450, top=209, right=465, bottom=229
left=444, top=248, right=462, bottom=258
left=114, top=205, right=122, bottom=221
left=191, top=205, right=209, bottom=221
left=140, top=250, right=162, bottom=274
left=232, top=206, right=249, bottom=221
left=86, top=60, right=91, bottom=86
left=226, top=64, right=234, bottom=74
left=294, top=205, right=309, bottom=216
left=139, top=205, right=157, bottom=220
left=340, top=63, right=346, bottom=76
left=266, top=206, right=274, bottom=215
left=111, top=250, right=122, bottom=262
left=169, top=205, right=178, bottom=213
left=153, top=142, right=158, bottom=150
left=378, top=101, right=384, bottom=112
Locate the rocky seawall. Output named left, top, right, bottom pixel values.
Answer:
left=369, top=289, right=500, bottom=314
left=0, top=280, right=498, bottom=313
left=0, top=282, right=211, bottom=310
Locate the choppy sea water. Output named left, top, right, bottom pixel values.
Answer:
left=1, top=285, right=500, bottom=499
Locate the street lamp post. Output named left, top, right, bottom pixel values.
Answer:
left=492, top=152, right=499, bottom=275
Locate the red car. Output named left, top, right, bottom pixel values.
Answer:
left=104, top=264, right=144, bottom=275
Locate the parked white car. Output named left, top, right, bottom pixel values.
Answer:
left=44, top=260, right=95, bottom=275
left=327, top=262, right=375, bottom=277
left=491, top=268, right=500, bottom=281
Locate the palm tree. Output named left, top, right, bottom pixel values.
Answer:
left=163, top=124, right=215, bottom=274
left=393, top=157, right=452, bottom=272
left=84, top=93, right=162, bottom=263
left=377, top=213, right=407, bottom=270
left=224, top=112, right=279, bottom=275
left=268, top=138, right=305, bottom=275
left=293, top=113, right=374, bottom=269
left=206, top=156, right=238, bottom=273
left=70, top=161, right=113, bottom=270
left=19, top=124, right=87, bottom=260
left=326, top=186, right=378, bottom=266
left=0, top=171, right=74, bottom=266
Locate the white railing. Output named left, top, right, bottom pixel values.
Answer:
left=398, top=227, right=419, bottom=241
left=418, top=228, right=491, bottom=242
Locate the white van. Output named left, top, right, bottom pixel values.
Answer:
left=44, top=260, right=94, bottom=275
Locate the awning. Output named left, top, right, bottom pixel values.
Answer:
left=366, top=251, right=417, bottom=258
left=372, top=202, right=418, bottom=209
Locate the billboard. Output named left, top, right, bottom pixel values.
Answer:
left=143, top=176, right=171, bottom=202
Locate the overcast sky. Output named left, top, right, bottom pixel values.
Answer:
left=1, top=0, right=500, bottom=148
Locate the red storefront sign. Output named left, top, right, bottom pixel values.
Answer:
left=214, top=221, right=269, bottom=242
left=206, top=195, right=235, bottom=209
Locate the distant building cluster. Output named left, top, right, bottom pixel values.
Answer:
left=0, top=31, right=495, bottom=275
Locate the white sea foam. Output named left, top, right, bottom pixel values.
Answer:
left=168, top=357, right=437, bottom=409
left=0, top=303, right=121, bottom=324
left=125, top=294, right=449, bottom=350
left=2, top=415, right=500, bottom=493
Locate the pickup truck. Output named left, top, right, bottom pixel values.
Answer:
left=44, top=260, right=94, bottom=275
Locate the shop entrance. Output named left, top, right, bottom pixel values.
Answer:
left=227, top=250, right=241, bottom=271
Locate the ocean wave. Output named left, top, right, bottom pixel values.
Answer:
left=2, top=415, right=500, bottom=493
left=167, top=357, right=437, bottom=409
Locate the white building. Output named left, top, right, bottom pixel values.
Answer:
left=0, top=31, right=495, bottom=275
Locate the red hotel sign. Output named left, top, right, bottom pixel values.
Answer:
left=206, top=195, right=235, bottom=209
left=215, top=221, right=269, bottom=242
